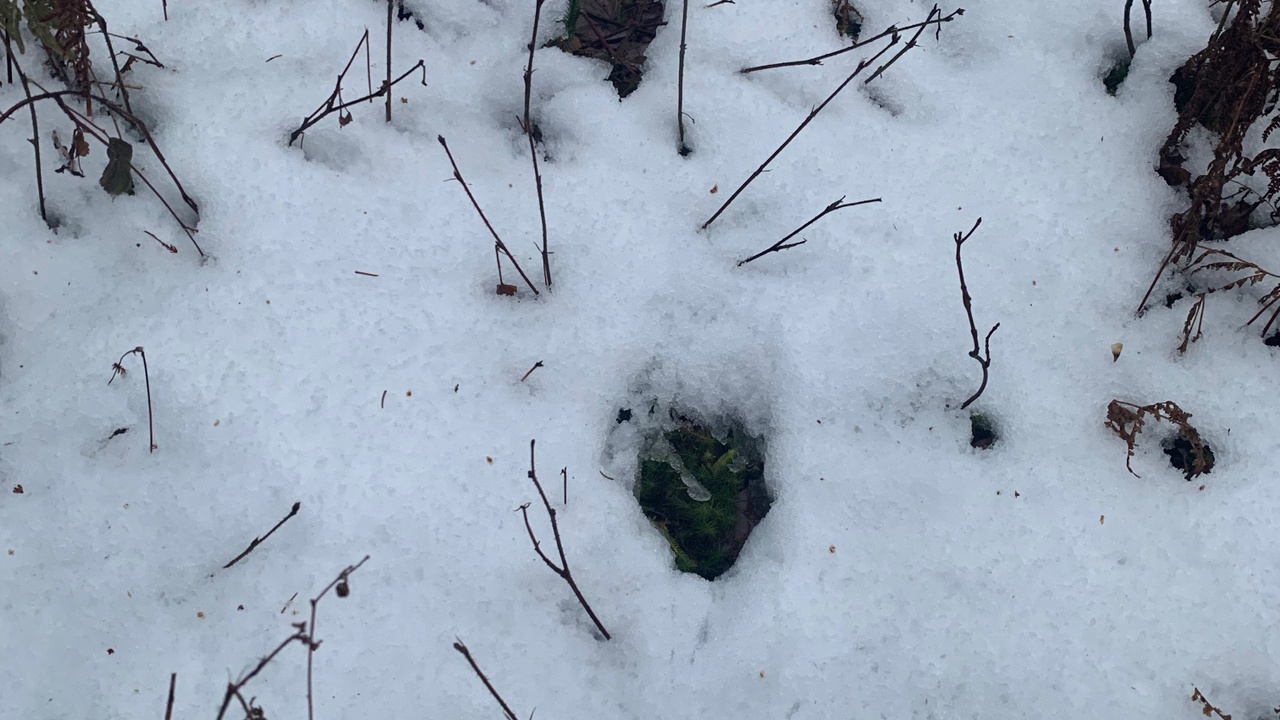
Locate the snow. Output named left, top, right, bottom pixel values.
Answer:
left=2, top=0, right=1278, bottom=718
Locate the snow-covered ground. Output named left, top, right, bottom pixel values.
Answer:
left=3, top=0, right=1278, bottom=718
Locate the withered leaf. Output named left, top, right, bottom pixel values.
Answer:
left=99, top=137, right=135, bottom=196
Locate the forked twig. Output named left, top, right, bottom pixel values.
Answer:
left=953, top=219, right=999, bottom=410
left=223, top=501, right=302, bottom=569
left=108, top=346, right=156, bottom=452
left=704, top=6, right=943, bottom=230
left=46, top=94, right=202, bottom=254
left=214, top=556, right=369, bottom=720
left=307, top=555, right=370, bottom=720
left=1123, top=0, right=1153, bottom=58
left=438, top=135, right=541, bottom=296
left=452, top=639, right=520, bottom=720
left=215, top=626, right=308, bottom=720
left=287, top=29, right=425, bottom=146
left=741, top=7, right=963, bottom=73
left=738, top=196, right=881, bottom=265
left=519, top=439, right=610, bottom=639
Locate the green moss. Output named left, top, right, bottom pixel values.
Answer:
left=1104, top=58, right=1130, bottom=96
left=636, top=418, right=770, bottom=580
left=970, top=413, right=997, bottom=450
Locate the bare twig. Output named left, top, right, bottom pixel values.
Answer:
left=703, top=7, right=942, bottom=230
left=3, top=27, right=13, bottom=84
left=438, top=135, right=540, bottom=296
left=452, top=639, right=519, bottom=720
left=213, top=556, right=368, bottom=720
left=385, top=0, right=393, bottom=123
left=287, top=29, right=425, bottom=146
left=223, top=501, right=302, bottom=569
left=737, top=196, right=881, bottom=265
left=46, top=93, right=202, bottom=255
left=215, top=625, right=308, bottom=720
left=108, top=346, right=156, bottom=452
left=1123, top=0, right=1154, bottom=58
left=561, top=466, right=567, bottom=505
left=164, top=673, right=176, bottom=720
left=7, top=53, right=47, bottom=224
left=740, top=7, right=963, bottom=73
left=953, top=218, right=999, bottom=410
left=144, top=230, right=178, bottom=253
left=677, top=0, right=691, bottom=155
left=522, top=0, right=552, bottom=287
left=85, top=1, right=133, bottom=114
left=519, top=439, right=611, bottom=639
left=308, top=555, right=370, bottom=720
left=519, top=360, right=544, bottom=382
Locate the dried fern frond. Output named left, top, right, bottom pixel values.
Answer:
left=1105, top=400, right=1213, bottom=480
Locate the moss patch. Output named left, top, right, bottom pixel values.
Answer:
left=635, top=415, right=771, bottom=580
left=970, top=413, right=998, bottom=450
left=1103, top=58, right=1130, bottom=96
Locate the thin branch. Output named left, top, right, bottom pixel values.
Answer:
left=308, top=555, right=370, bottom=720
left=437, top=135, right=540, bottom=296
left=740, top=7, right=962, bottom=73
left=3, top=27, right=13, bottom=84
left=108, top=346, right=156, bottom=452
left=223, top=501, right=302, bottom=569
left=701, top=31, right=902, bottom=230
left=677, top=0, right=691, bottom=155
left=737, top=196, right=881, bottom=265
left=216, top=625, right=308, bottom=720
left=287, top=28, right=425, bottom=145
left=47, top=94, right=203, bottom=255
left=5, top=86, right=201, bottom=219
left=1124, top=0, right=1137, bottom=57
left=385, top=0, right=393, bottom=123
left=518, top=439, right=611, bottom=639
left=523, top=0, right=551, bottom=287
left=452, top=639, right=519, bottom=720
left=519, top=360, right=544, bottom=382
left=85, top=0, right=133, bottom=114
left=13, top=56, right=48, bottom=224
left=953, top=218, right=1000, bottom=410
left=214, top=556, right=368, bottom=720
left=164, top=673, right=176, bottom=720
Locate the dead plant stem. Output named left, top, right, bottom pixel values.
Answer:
left=738, top=196, right=881, bottom=265
left=223, top=501, right=302, bottom=569
left=523, top=0, right=552, bottom=287
left=437, top=135, right=541, bottom=295
left=385, top=0, right=393, bottom=123
left=953, top=218, right=999, bottom=410
left=677, top=0, right=691, bottom=155
left=519, top=439, right=611, bottom=639
left=108, top=347, right=156, bottom=452
left=701, top=24, right=905, bottom=230
left=452, top=639, right=519, bottom=720
left=12, top=57, right=48, bottom=224
left=740, top=7, right=962, bottom=73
